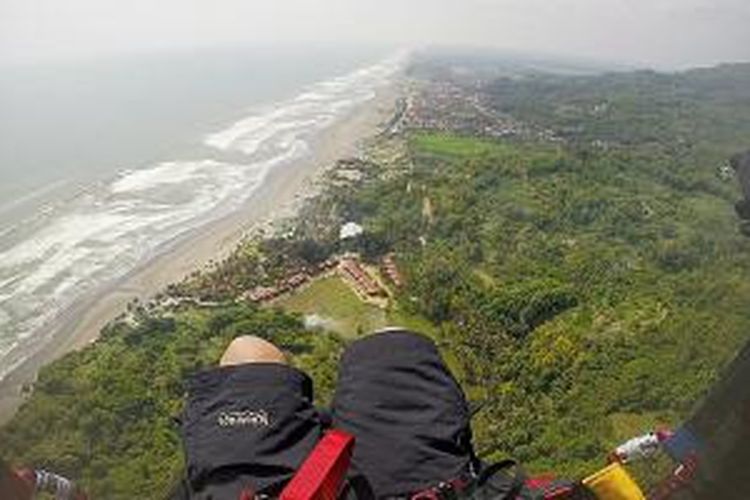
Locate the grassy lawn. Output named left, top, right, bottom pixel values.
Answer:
left=409, top=132, right=508, bottom=158
left=277, top=276, right=387, bottom=338
left=278, top=275, right=441, bottom=341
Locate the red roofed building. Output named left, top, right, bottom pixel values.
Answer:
left=381, top=254, right=403, bottom=288
left=339, top=257, right=385, bottom=298
left=283, top=273, right=309, bottom=289
left=245, top=286, right=279, bottom=303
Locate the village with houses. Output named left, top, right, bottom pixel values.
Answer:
left=240, top=251, right=403, bottom=308
left=125, top=243, right=405, bottom=336
left=387, top=79, right=561, bottom=143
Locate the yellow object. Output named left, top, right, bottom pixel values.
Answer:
left=582, top=463, right=646, bottom=500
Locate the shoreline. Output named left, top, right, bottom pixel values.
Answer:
left=0, top=82, right=401, bottom=424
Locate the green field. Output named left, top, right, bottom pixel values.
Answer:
left=410, top=132, right=509, bottom=157
left=277, top=276, right=387, bottom=337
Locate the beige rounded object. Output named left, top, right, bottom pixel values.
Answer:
left=219, top=335, right=287, bottom=366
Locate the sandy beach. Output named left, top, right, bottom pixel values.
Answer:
left=0, top=82, right=401, bottom=424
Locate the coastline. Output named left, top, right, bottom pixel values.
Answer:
left=0, top=82, right=401, bottom=424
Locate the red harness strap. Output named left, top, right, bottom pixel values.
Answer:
left=279, top=429, right=355, bottom=500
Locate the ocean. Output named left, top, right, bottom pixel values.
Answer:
left=0, top=45, right=405, bottom=381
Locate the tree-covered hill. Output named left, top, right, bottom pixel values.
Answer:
left=345, top=132, right=750, bottom=476
left=484, top=63, right=750, bottom=155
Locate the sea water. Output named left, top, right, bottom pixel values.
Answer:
left=0, top=45, right=406, bottom=381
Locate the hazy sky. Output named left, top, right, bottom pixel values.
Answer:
left=2, top=0, right=749, bottom=68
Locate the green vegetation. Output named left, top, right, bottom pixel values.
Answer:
left=277, top=276, right=386, bottom=337
left=2, top=61, right=750, bottom=497
left=348, top=130, right=750, bottom=476
left=410, top=133, right=516, bottom=158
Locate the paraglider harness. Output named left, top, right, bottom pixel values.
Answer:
left=0, top=411, right=704, bottom=500
left=232, top=428, right=593, bottom=500
left=251, top=427, right=702, bottom=500
left=201, top=425, right=589, bottom=500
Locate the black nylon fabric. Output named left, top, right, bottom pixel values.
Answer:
left=332, top=330, right=476, bottom=498
left=180, top=363, right=322, bottom=499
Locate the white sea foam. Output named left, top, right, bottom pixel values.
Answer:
left=0, top=50, right=407, bottom=382
left=111, top=161, right=210, bottom=193
left=205, top=51, right=406, bottom=154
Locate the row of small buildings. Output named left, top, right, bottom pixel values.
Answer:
left=339, top=257, right=385, bottom=299
left=381, top=253, right=403, bottom=288
left=243, top=254, right=403, bottom=305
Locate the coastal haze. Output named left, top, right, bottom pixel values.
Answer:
left=2, top=0, right=748, bottom=68
left=0, top=48, right=404, bottom=386
left=0, top=47, right=393, bottom=203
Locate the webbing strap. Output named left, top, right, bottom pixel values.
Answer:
left=279, top=429, right=355, bottom=500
